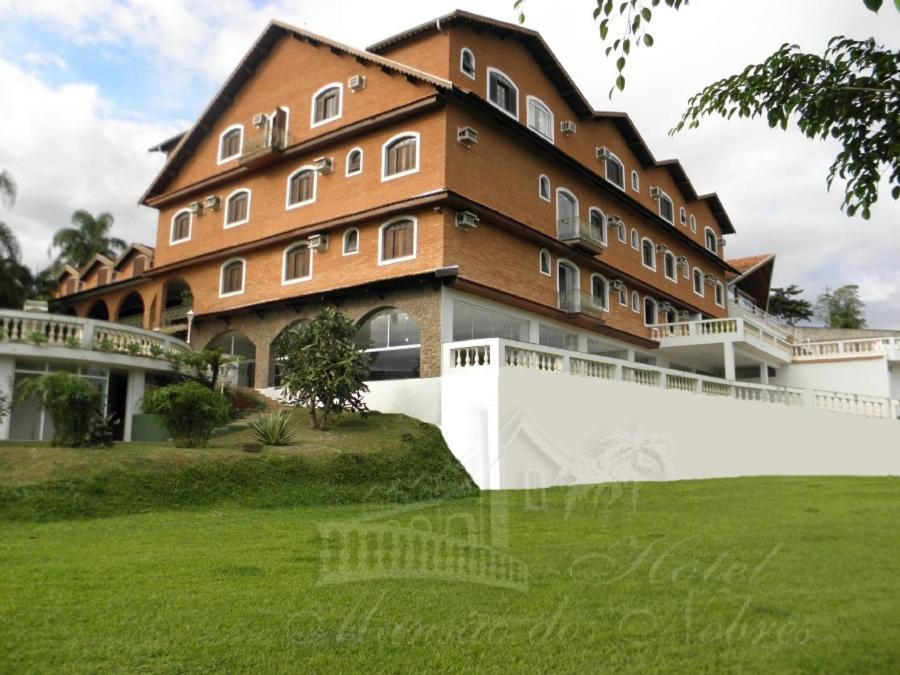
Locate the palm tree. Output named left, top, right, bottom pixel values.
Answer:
left=52, top=210, right=126, bottom=269
left=0, top=170, right=15, bottom=208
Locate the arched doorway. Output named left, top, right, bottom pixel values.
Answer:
left=268, top=319, right=308, bottom=387
left=116, top=292, right=145, bottom=328
left=162, top=278, right=192, bottom=337
left=355, top=308, right=421, bottom=380
left=207, top=331, right=256, bottom=388
left=87, top=300, right=109, bottom=321
left=557, top=260, right=580, bottom=311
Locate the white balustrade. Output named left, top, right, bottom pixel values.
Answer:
left=793, top=337, right=900, bottom=361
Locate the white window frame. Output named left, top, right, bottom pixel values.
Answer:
left=692, top=267, right=705, bottom=297
left=618, top=285, right=628, bottom=307
left=640, top=237, right=657, bottom=271
left=604, top=151, right=626, bottom=191
left=704, top=226, right=718, bottom=254
left=555, top=187, right=579, bottom=223
left=343, top=228, right=360, bottom=256
left=590, top=273, right=610, bottom=311
left=631, top=290, right=640, bottom=313
left=588, top=206, right=607, bottom=245
left=310, top=82, right=343, bottom=128
left=219, top=257, right=246, bottom=298
left=170, top=209, right=192, bottom=245
left=630, top=228, right=639, bottom=249
left=658, top=190, right=675, bottom=224
left=377, top=215, right=418, bottom=266
left=538, top=249, right=552, bottom=276
left=680, top=207, right=687, bottom=226
left=690, top=214, right=697, bottom=233
left=217, top=124, right=243, bottom=165
left=643, top=297, right=659, bottom=326
left=223, top=188, right=251, bottom=229
left=460, top=47, right=476, bottom=80
left=281, top=243, right=313, bottom=285
left=715, top=281, right=726, bottom=307
left=486, top=67, right=519, bottom=120
left=556, top=259, right=581, bottom=297
left=381, top=131, right=421, bottom=182
left=538, top=175, right=551, bottom=202
left=284, top=166, right=318, bottom=210
left=631, top=170, right=640, bottom=192
left=664, top=252, right=677, bottom=282
left=345, top=147, right=363, bottom=177
left=616, top=221, right=627, bottom=243
left=526, top=95, right=555, bottom=142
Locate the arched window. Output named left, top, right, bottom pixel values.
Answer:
left=680, top=207, right=687, bottom=225
left=486, top=67, right=518, bottom=118
left=589, top=207, right=606, bottom=244
left=538, top=175, right=551, bottom=201
left=311, top=83, right=342, bottom=127
left=355, top=308, right=421, bottom=380
left=218, top=125, right=243, bottom=163
left=171, top=210, right=191, bottom=244
left=220, top=259, right=246, bottom=297
left=631, top=170, right=640, bottom=192
left=631, top=290, right=640, bottom=313
left=539, top=249, right=552, bottom=276
left=604, top=152, right=625, bottom=190
left=379, top=217, right=416, bottom=264
left=641, top=237, right=656, bottom=270
left=556, top=188, right=578, bottom=225
left=224, top=189, right=251, bottom=227
left=715, top=281, right=726, bottom=307
left=658, top=191, right=674, bottom=224
left=460, top=48, right=476, bottom=79
left=664, top=252, right=677, bottom=281
left=630, top=228, right=639, bottom=249
left=643, top=297, right=658, bottom=326
left=208, top=331, right=256, bottom=388
left=614, top=219, right=626, bottom=243
left=382, top=132, right=419, bottom=180
left=526, top=96, right=554, bottom=141
left=666, top=307, right=678, bottom=323
left=618, top=284, right=628, bottom=306
left=343, top=228, right=360, bottom=255
left=591, top=274, right=609, bottom=310
left=283, top=244, right=312, bottom=284
left=286, top=167, right=316, bottom=208
left=690, top=215, right=697, bottom=233
left=692, top=268, right=705, bottom=296
left=346, top=148, right=363, bottom=176
left=705, top=227, right=718, bottom=253
left=557, top=260, right=580, bottom=311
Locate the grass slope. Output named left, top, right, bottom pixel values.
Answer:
left=1, top=476, right=898, bottom=673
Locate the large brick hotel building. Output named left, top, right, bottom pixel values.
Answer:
left=54, top=10, right=761, bottom=389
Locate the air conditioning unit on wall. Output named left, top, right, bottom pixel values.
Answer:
left=595, top=146, right=612, bottom=160
left=649, top=186, right=661, bottom=200
left=188, top=201, right=202, bottom=215
left=204, top=195, right=221, bottom=211
left=313, top=157, right=334, bottom=174
left=348, top=75, right=366, bottom=91
left=252, top=112, right=268, bottom=127
left=560, top=121, right=576, bottom=136
left=308, top=234, right=329, bottom=250
left=457, top=127, right=478, bottom=147
left=455, top=210, right=479, bottom=230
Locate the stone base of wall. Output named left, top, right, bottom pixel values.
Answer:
left=189, top=285, right=443, bottom=389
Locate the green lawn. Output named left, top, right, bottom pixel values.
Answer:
left=1, top=475, right=898, bottom=673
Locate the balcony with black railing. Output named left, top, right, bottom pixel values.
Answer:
left=240, top=128, right=290, bottom=168
left=556, top=217, right=606, bottom=254
left=557, top=290, right=606, bottom=320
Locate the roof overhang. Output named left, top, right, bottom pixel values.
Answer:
left=727, top=254, right=775, bottom=309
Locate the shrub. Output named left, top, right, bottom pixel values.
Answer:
left=142, top=381, right=231, bottom=448
left=148, top=344, right=165, bottom=359
left=224, top=386, right=268, bottom=418
left=97, top=337, right=115, bottom=352
left=65, top=336, right=80, bottom=349
left=125, top=341, right=141, bottom=355
left=250, top=410, right=297, bottom=446
left=15, top=372, right=105, bottom=447
left=28, top=331, right=48, bottom=346
left=0, top=390, right=8, bottom=424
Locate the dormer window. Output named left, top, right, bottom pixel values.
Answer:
left=604, top=153, right=625, bottom=190
left=460, top=48, right=476, bottom=79
left=98, top=268, right=110, bottom=285
left=526, top=96, right=554, bottom=142
left=311, top=83, right=342, bottom=127
left=134, top=256, right=147, bottom=276
left=487, top=68, right=518, bottom=119
left=218, top=125, right=243, bottom=164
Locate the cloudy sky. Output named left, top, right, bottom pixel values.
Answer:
left=0, top=0, right=897, bottom=325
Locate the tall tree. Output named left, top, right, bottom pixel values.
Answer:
left=515, top=0, right=899, bottom=219
left=51, top=210, right=126, bottom=269
left=815, top=285, right=867, bottom=329
left=768, top=285, right=814, bottom=326
left=0, top=170, right=15, bottom=208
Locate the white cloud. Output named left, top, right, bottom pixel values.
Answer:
left=23, top=52, right=68, bottom=70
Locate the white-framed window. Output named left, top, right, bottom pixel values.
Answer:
left=218, top=124, right=243, bottom=164
left=705, top=227, right=718, bottom=254
left=381, top=131, right=420, bottom=181
left=556, top=188, right=579, bottom=225
left=690, top=214, right=697, bottom=233
left=285, top=166, right=317, bottom=209
left=692, top=267, right=705, bottom=297
left=658, top=190, right=674, bottom=224
left=604, top=152, right=625, bottom=190
left=630, top=228, right=639, bottom=249
left=343, top=228, right=360, bottom=256
left=557, top=259, right=580, bottom=310
left=170, top=209, right=192, bottom=244
left=460, top=48, right=476, bottom=79
left=526, top=95, right=554, bottom=142
left=219, top=258, right=246, bottom=297
left=631, top=290, right=640, bottom=313
left=618, top=285, right=628, bottom=306
left=590, top=274, right=609, bottom=311
left=282, top=243, right=313, bottom=284
left=643, top=297, right=658, bottom=326
left=588, top=207, right=607, bottom=245
left=664, top=252, right=677, bottom=281
left=346, top=147, right=363, bottom=176
left=539, top=175, right=551, bottom=202
left=680, top=207, right=687, bottom=226
left=311, top=83, right=342, bottom=127
left=539, top=249, right=552, bottom=276
left=683, top=258, right=690, bottom=280
left=615, top=220, right=626, bottom=243
left=224, top=189, right=251, bottom=228
left=715, top=281, right=725, bottom=307
left=641, top=237, right=656, bottom=271
left=378, top=216, right=417, bottom=265
left=665, top=307, right=678, bottom=324
left=631, top=170, right=640, bottom=192
left=486, top=67, right=518, bottom=119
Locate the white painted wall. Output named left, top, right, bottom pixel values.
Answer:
left=774, top=357, right=891, bottom=398
left=364, top=377, right=442, bottom=426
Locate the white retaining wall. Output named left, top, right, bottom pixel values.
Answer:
left=774, top=357, right=892, bottom=398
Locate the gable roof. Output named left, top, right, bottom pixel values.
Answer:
left=113, top=243, right=155, bottom=271
left=726, top=253, right=775, bottom=308
left=368, top=10, right=735, bottom=234
left=142, top=20, right=451, bottom=203
left=55, top=264, right=80, bottom=281
left=78, top=254, right=115, bottom=279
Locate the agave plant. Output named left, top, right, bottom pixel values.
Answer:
left=250, top=410, right=297, bottom=446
